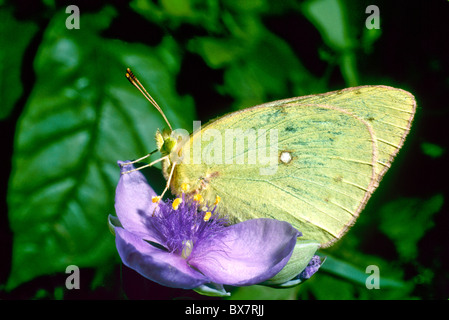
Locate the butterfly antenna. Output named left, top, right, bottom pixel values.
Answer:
left=125, top=68, right=173, bottom=131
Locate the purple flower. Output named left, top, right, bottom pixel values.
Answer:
left=109, top=161, right=301, bottom=291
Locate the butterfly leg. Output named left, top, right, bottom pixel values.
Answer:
left=159, top=162, right=176, bottom=200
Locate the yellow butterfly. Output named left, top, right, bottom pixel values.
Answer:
left=124, top=68, right=416, bottom=248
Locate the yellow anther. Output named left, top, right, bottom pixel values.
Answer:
left=152, top=196, right=161, bottom=203
left=181, top=183, right=189, bottom=192
left=172, top=197, right=183, bottom=210
left=203, top=211, right=212, bottom=222
left=214, top=195, right=221, bottom=206
left=193, top=194, right=203, bottom=202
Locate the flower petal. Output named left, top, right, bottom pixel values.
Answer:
left=114, top=161, right=159, bottom=241
left=189, top=218, right=300, bottom=286
left=115, top=227, right=209, bottom=289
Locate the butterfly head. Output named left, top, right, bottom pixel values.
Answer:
left=156, top=128, right=177, bottom=157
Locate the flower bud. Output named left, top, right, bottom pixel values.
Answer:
left=263, top=239, right=321, bottom=287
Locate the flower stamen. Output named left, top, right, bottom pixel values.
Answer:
left=172, top=197, right=183, bottom=210
left=181, top=239, right=194, bottom=259
left=203, top=211, right=212, bottom=222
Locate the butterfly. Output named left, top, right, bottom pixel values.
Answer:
left=123, top=68, right=416, bottom=248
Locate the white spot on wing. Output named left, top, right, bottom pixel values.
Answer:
left=280, top=151, right=292, bottom=164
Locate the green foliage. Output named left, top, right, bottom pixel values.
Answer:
left=0, top=7, right=38, bottom=119
left=5, top=6, right=195, bottom=290
left=379, top=195, right=443, bottom=262
left=1, top=0, right=447, bottom=299
left=421, top=142, right=445, bottom=158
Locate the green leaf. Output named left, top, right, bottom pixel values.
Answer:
left=0, top=7, right=38, bottom=119
left=6, top=6, right=195, bottom=290
left=319, top=254, right=405, bottom=289
left=227, top=284, right=299, bottom=300
left=219, top=32, right=318, bottom=110
left=302, top=0, right=351, bottom=51
left=301, top=0, right=359, bottom=86
left=188, top=37, right=247, bottom=68
left=160, top=0, right=194, bottom=17
left=421, top=142, right=445, bottom=158
left=379, top=194, right=444, bottom=261
left=131, top=0, right=221, bottom=31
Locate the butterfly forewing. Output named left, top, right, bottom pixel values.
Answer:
left=283, top=86, right=416, bottom=184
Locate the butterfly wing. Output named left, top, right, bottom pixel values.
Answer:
left=277, top=85, right=417, bottom=185
left=170, top=86, right=416, bottom=247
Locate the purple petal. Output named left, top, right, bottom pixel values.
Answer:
left=115, top=227, right=209, bottom=289
left=114, top=161, right=160, bottom=241
left=189, top=218, right=300, bottom=286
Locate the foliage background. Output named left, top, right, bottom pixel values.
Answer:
left=0, top=0, right=448, bottom=300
